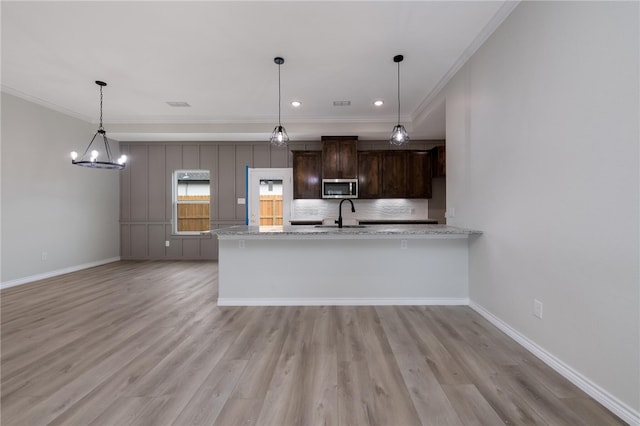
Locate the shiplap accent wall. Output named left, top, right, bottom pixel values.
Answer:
left=119, top=142, right=289, bottom=260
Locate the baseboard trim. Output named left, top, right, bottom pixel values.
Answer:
left=218, top=297, right=469, bottom=307
left=1, top=257, right=121, bottom=290
left=469, top=301, right=640, bottom=426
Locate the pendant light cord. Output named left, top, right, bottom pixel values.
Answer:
left=98, top=84, right=104, bottom=132
left=397, top=60, right=401, bottom=125
left=98, top=83, right=113, bottom=159
left=278, top=63, right=282, bottom=126
left=100, top=86, right=103, bottom=126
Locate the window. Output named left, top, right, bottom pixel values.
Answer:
left=259, top=179, right=284, bottom=227
left=173, top=170, right=210, bottom=234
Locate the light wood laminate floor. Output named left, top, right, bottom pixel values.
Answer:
left=1, top=261, right=625, bottom=425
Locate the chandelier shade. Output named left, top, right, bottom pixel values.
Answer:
left=269, top=57, right=289, bottom=147
left=390, top=124, right=410, bottom=145
left=389, top=55, right=409, bottom=146
left=270, top=125, right=289, bottom=148
left=71, top=81, right=127, bottom=170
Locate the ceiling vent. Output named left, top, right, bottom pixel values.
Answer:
left=166, top=101, right=191, bottom=107
left=333, top=100, right=351, bottom=107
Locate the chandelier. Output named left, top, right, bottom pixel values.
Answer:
left=71, top=81, right=127, bottom=170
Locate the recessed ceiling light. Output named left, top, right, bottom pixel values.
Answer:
left=166, top=101, right=191, bottom=107
left=374, top=100, right=384, bottom=107
left=291, top=101, right=302, bottom=107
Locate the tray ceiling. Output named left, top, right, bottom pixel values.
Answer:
left=1, top=1, right=517, bottom=141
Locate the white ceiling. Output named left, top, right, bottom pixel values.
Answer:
left=1, top=1, right=517, bottom=142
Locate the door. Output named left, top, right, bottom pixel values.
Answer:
left=248, top=168, right=293, bottom=229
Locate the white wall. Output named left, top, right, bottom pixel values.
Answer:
left=444, top=1, right=639, bottom=417
left=1, top=93, right=120, bottom=285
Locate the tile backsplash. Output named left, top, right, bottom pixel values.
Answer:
left=292, top=199, right=429, bottom=222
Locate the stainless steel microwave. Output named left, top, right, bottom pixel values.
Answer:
left=322, top=179, right=358, bottom=199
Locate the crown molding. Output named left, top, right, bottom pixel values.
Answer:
left=412, top=0, right=521, bottom=126
left=98, top=114, right=412, bottom=126
left=1, top=85, right=94, bottom=123
left=2, top=85, right=410, bottom=128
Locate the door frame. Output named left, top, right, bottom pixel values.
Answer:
left=247, top=168, right=293, bottom=227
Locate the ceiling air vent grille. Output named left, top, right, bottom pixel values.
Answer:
left=333, top=100, right=351, bottom=107
left=166, top=101, right=191, bottom=107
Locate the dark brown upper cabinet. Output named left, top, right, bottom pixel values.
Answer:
left=382, top=151, right=407, bottom=198
left=406, top=151, right=432, bottom=199
left=431, top=145, right=446, bottom=178
left=357, top=151, right=382, bottom=199
left=321, top=136, right=358, bottom=179
left=358, top=150, right=433, bottom=199
left=292, top=151, right=322, bottom=199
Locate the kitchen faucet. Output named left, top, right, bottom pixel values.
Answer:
left=336, top=199, right=355, bottom=228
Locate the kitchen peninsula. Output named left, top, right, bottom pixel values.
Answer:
left=213, top=225, right=481, bottom=306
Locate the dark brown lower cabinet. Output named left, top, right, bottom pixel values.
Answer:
left=293, top=151, right=322, bottom=199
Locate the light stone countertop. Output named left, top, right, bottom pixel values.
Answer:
left=213, top=224, right=482, bottom=240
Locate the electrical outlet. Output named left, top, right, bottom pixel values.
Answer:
left=165, top=240, right=170, bottom=247
left=239, top=240, right=245, bottom=249
left=533, top=299, right=543, bottom=319
left=400, top=240, right=408, bottom=250
left=41, top=251, right=48, bottom=261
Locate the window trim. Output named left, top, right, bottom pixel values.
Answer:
left=172, top=169, right=211, bottom=236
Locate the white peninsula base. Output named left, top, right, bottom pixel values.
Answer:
left=214, top=225, right=480, bottom=306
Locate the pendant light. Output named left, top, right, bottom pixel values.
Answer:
left=70, top=81, right=127, bottom=170
left=389, top=55, right=409, bottom=146
left=270, top=57, right=289, bottom=147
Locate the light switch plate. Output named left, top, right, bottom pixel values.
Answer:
left=533, top=299, right=543, bottom=319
